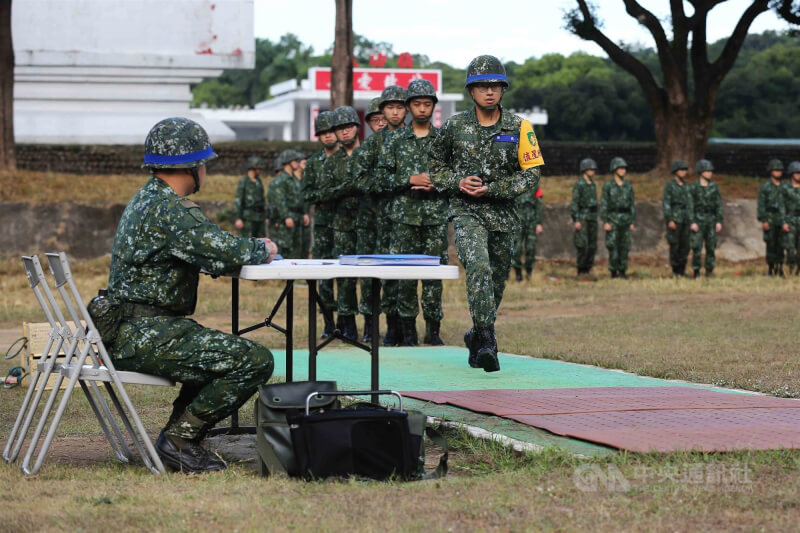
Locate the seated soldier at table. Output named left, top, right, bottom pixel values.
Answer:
left=102, top=117, right=278, bottom=474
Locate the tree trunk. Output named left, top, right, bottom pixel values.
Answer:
left=652, top=102, right=715, bottom=173
left=331, top=0, right=353, bottom=108
left=0, top=0, right=15, bottom=172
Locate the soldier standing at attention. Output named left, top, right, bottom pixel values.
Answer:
left=662, top=160, right=695, bottom=277
left=781, top=161, right=800, bottom=275
left=268, top=150, right=307, bottom=259
left=511, top=185, right=543, bottom=282
left=758, top=159, right=788, bottom=276
left=105, top=117, right=277, bottom=473
left=302, top=111, right=339, bottom=337
left=380, top=79, right=448, bottom=346
left=689, top=159, right=723, bottom=278
left=293, top=153, right=312, bottom=259
left=353, top=97, right=388, bottom=343
left=571, top=158, right=599, bottom=276
left=430, top=55, right=543, bottom=372
left=600, top=157, right=636, bottom=279
left=233, top=156, right=268, bottom=238
left=322, top=106, right=363, bottom=340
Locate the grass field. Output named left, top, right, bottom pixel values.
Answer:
left=2, top=254, right=800, bottom=531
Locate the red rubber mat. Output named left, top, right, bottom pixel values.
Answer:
left=403, top=387, right=800, bottom=453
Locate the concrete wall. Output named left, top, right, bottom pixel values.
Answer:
left=0, top=200, right=764, bottom=261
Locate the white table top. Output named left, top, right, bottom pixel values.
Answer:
left=238, top=259, right=460, bottom=281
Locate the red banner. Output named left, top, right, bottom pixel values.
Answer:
left=310, top=68, right=441, bottom=92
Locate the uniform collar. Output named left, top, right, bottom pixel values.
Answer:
left=402, top=122, right=435, bottom=139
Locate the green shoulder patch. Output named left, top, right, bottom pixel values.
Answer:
left=180, top=198, right=200, bottom=209
left=180, top=198, right=206, bottom=223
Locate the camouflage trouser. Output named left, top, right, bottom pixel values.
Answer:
left=512, top=211, right=538, bottom=271
left=605, top=223, right=631, bottom=272
left=574, top=219, right=598, bottom=272
left=357, top=224, right=378, bottom=316
left=241, top=219, right=265, bottom=239
left=376, top=202, right=397, bottom=315
left=784, top=217, right=800, bottom=271
left=334, top=229, right=358, bottom=316
left=270, top=222, right=300, bottom=259
left=691, top=220, right=717, bottom=272
left=453, top=214, right=514, bottom=328
left=390, top=223, right=449, bottom=320
left=299, top=223, right=311, bottom=259
left=666, top=222, right=691, bottom=273
left=312, top=223, right=336, bottom=312
left=763, top=223, right=785, bottom=267
left=111, top=317, right=274, bottom=438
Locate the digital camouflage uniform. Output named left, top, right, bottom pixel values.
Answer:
left=302, top=149, right=336, bottom=312
left=600, top=177, right=636, bottom=275
left=381, top=123, right=449, bottom=322
left=757, top=178, right=786, bottom=271
left=782, top=163, right=800, bottom=273
left=108, top=177, right=274, bottom=439
left=268, top=168, right=304, bottom=258
left=429, top=106, right=542, bottom=329
left=690, top=178, right=723, bottom=274
left=571, top=175, right=598, bottom=273
left=663, top=174, right=694, bottom=275
left=296, top=157, right=312, bottom=259
left=511, top=186, right=543, bottom=273
left=234, top=175, right=267, bottom=238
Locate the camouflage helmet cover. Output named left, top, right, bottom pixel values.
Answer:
left=314, top=110, right=334, bottom=134
left=670, top=159, right=689, bottom=173
left=331, top=106, right=361, bottom=128
left=246, top=155, right=266, bottom=170
left=695, top=159, right=714, bottom=173
left=278, top=149, right=302, bottom=166
left=405, top=79, right=438, bottom=104
left=609, top=157, right=628, bottom=172
left=365, top=97, right=382, bottom=119
left=579, top=158, right=598, bottom=172
left=142, top=117, right=218, bottom=169
left=379, top=85, right=407, bottom=108
left=465, top=55, right=509, bottom=89
left=787, top=161, right=800, bottom=175
left=767, top=159, right=784, bottom=172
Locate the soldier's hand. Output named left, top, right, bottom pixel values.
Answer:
left=763, top=221, right=770, bottom=231
left=303, top=214, right=310, bottom=227
left=259, top=238, right=278, bottom=263
left=715, top=223, right=722, bottom=233
left=234, top=219, right=244, bottom=230
left=459, top=176, right=483, bottom=192
left=783, top=223, right=790, bottom=232
left=668, top=220, right=677, bottom=230
left=630, top=224, right=636, bottom=232
left=285, top=218, right=295, bottom=229
left=410, top=173, right=432, bottom=188
left=536, top=224, right=544, bottom=235
left=690, top=223, right=699, bottom=232
left=604, top=222, right=612, bottom=232
left=574, top=221, right=582, bottom=231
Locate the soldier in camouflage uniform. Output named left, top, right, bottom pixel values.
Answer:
left=757, top=159, right=788, bottom=276
left=689, top=159, right=723, bottom=277
left=511, top=185, right=543, bottom=282
left=571, top=158, right=599, bottom=275
left=379, top=79, right=448, bottom=346
left=662, top=160, right=695, bottom=277
left=293, top=153, right=312, bottom=258
left=104, top=117, right=278, bottom=473
left=600, top=157, right=636, bottom=279
left=321, top=106, right=363, bottom=340
left=233, top=156, right=267, bottom=238
left=353, top=97, right=387, bottom=343
left=268, top=149, right=308, bottom=258
left=430, top=55, right=543, bottom=372
left=302, top=111, right=339, bottom=337
left=783, top=161, right=800, bottom=275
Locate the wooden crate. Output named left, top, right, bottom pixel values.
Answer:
left=21, top=321, right=83, bottom=390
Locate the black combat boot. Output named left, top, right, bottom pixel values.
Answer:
left=361, top=315, right=372, bottom=343
left=464, top=328, right=479, bottom=368
left=400, top=317, right=419, bottom=346
left=705, top=268, right=714, bottom=277
left=611, top=270, right=618, bottom=279
left=475, top=325, right=500, bottom=373
left=514, top=267, right=523, bottom=282
left=525, top=268, right=533, bottom=281
left=424, top=319, right=444, bottom=346
left=321, top=311, right=336, bottom=339
left=156, top=431, right=226, bottom=473
left=768, top=264, right=774, bottom=276
left=341, top=315, right=358, bottom=341
left=382, top=314, right=400, bottom=346
left=778, top=264, right=785, bottom=277
left=619, top=270, right=628, bottom=280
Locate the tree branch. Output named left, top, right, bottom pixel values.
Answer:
left=709, top=0, right=770, bottom=82
left=773, top=0, right=800, bottom=24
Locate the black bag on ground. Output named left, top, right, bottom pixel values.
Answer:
left=254, top=380, right=339, bottom=476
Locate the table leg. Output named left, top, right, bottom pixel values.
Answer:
left=308, top=280, right=317, bottom=381
left=371, top=277, right=380, bottom=404
left=231, top=277, right=239, bottom=429
left=286, top=280, right=293, bottom=382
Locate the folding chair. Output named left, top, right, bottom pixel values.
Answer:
left=4, top=253, right=172, bottom=474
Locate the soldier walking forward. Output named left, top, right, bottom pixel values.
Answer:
left=233, top=156, right=268, bottom=238
left=781, top=161, right=800, bottom=274
left=600, top=157, right=636, bottom=279
left=689, top=159, right=723, bottom=277
left=758, top=159, right=788, bottom=276
left=662, top=160, right=695, bottom=277
left=571, top=158, right=599, bottom=276
left=429, top=55, right=543, bottom=372
left=103, top=118, right=278, bottom=473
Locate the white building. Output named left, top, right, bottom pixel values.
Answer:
left=12, top=0, right=255, bottom=144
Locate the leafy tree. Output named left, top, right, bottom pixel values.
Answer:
left=1, top=0, right=14, bottom=171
